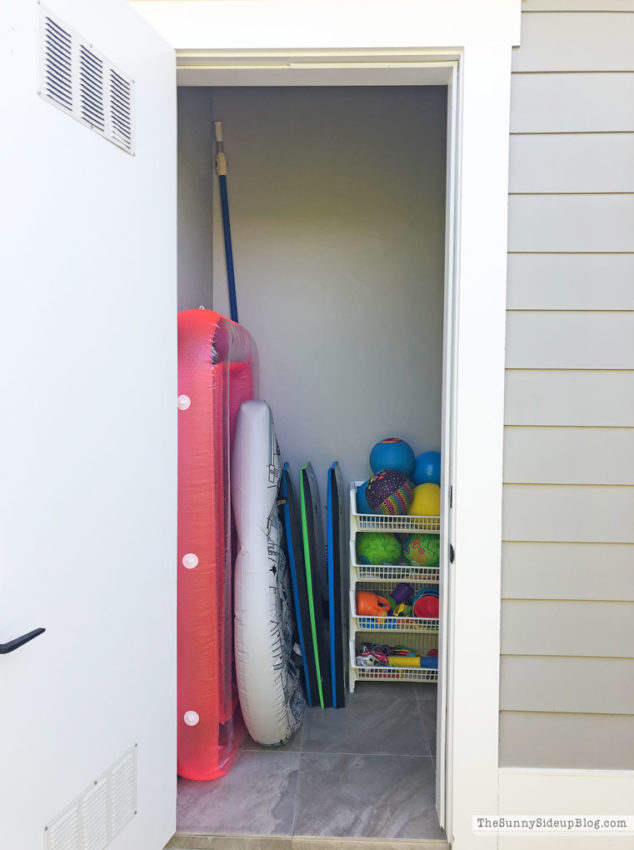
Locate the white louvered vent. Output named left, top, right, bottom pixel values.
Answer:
left=39, top=7, right=135, bottom=154
left=45, top=745, right=137, bottom=850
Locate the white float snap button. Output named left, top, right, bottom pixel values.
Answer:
left=184, top=711, right=199, bottom=726
left=177, top=394, right=191, bottom=410
left=182, top=553, right=199, bottom=569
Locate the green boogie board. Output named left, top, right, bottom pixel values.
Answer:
left=299, top=463, right=332, bottom=708
left=280, top=463, right=319, bottom=707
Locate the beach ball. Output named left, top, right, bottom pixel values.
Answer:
left=366, top=469, right=414, bottom=515
left=356, top=480, right=372, bottom=514
left=370, top=437, right=415, bottom=477
left=413, top=451, right=441, bottom=486
left=409, top=483, right=441, bottom=517
left=357, top=532, right=402, bottom=566
left=402, top=533, right=440, bottom=567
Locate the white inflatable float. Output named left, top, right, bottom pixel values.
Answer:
left=232, top=400, right=305, bottom=745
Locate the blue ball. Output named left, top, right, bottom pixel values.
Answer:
left=356, top=480, right=372, bottom=514
left=369, top=438, right=415, bottom=477
left=414, top=451, right=441, bottom=486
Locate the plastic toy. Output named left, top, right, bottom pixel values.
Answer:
left=413, top=451, right=441, bottom=486
left=356, top=480, right=372, bottom=514
left=391, top=582, right=414, bottom=605
left=366, top=469, right=414, bottom=515
left=356, top=590, right=391, bottom=616
left=402, top=533, right=440, bottom=567
left=356, top=532, right=401, bottom=565
left=413, top=591, right=439, bottom=619
left=408, top=482, right=440, bottom=517
left=370, top=437, right=415, bottom=477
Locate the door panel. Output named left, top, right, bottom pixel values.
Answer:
left=0, top=3, right=176, bottom=848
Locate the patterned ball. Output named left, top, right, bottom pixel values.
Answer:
left=366, top=469, right=414, bottom=515
left=356, top=532, right=402, bottom=565
left=402, top=533, right=440, bottom=567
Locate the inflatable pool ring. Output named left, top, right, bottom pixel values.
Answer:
left=232, top=400, right=305, bottom=746
left=177, top=309, right=255, bottom=780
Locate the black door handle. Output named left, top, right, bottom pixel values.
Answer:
left=0, top=628, right=46, bottom=654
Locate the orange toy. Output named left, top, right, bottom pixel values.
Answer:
left=356, top=590, right=391, bottom=616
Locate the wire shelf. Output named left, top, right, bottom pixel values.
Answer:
left=349, top=638, right=438, bottom=684
left=350, top=540, right=440, bottom=583
left=351, top=590, right=439, bottom=633
left=353, top=665, right=438, bottom=683
left=349, top=481, right=440, bottom=533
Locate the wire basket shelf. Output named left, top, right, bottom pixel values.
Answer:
left=350, top=481, right=440, bottom=533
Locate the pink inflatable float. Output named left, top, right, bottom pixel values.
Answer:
left=177, top=309, right=255, bottom=780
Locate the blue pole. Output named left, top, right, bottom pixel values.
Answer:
left=214, top=122, right=239, bottom=324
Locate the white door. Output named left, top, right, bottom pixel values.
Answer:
left=0, top=2, right=176, bottom=849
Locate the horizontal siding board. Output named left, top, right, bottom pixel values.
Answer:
left=510, top=74, right=634, bottom=133
left=503, top=426, right=634, bottom=485
left=513, top=13, right=634, bottom=72
left=509, top=133, right=634, bottom=193
left=522, top=1, right=634, bottom=10
left=500, top=656, right=634, bottom=713
left=502, top=484, right=634, bottom=542
left=499, top=711, right=634, bottom=769
left=504, top=370, right=634, bottom=426
left=505, top=311, right=634, bottom=369
left=502, top=541, right=634, bottom=601
left=507, top=254, right=634, bottom=309
left=508, top=195, right=634, bottom=252
left=500, top=600, right=634, bottom=656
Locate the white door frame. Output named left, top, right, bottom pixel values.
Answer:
left=133, top=6, right=519, bottom=844
left=157, top=49, right=511, bottom=849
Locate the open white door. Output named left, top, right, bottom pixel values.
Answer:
left=1, top=2, right=176, bottom=849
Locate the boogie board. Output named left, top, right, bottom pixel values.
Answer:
left=280, top=463, right=319, bottom=707
left=299, top=462, right=332, bottom=708
left=327, top=462, right=348, bottom=708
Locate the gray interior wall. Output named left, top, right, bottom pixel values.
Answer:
left=196, top=86, right=447, bottom=492
left=501, top=0, right=634, bottom=770
left=177, top=87, right=215, bottom=310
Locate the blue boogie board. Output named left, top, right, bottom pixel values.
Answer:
left=280, top=463, right=319, bottom=707
left=327, top=462, right=348, bottom=708
left=300, top=462, right=332, bottom=708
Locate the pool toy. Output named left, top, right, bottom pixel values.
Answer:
left=327, top=461, right=348, bottom=708
left=356, top=532, right=401, bottom=565
left=233, top=400, right=305, bottom=746
left=177, top=309, right=255, bottom=780
left=366, top=469, right=414, bottom=515
left=413, top=451, right=441, bottom=486
left=409, top=482, right=441, bottom=517
left=356, top=590, right=391, bottom=616
left=280, top=463, right=319, bottom=706
left=402, top=533, right=440, bottom=566
left=370, top=437, right=415, bottom=477
left=413, top=591, right=440, bottom=619
left=300, top=462, right=332, bottom=708
left=356, top=480, right=372, bottom=514
left=391, top=582, right=414, bottom=605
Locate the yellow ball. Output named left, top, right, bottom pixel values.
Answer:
left=408, top=483, right=440, bottom=517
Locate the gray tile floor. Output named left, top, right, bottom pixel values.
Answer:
left=177, top=683, right=444, bottom=841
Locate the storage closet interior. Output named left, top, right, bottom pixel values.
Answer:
left=177, top=84, right=447, bottom=842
